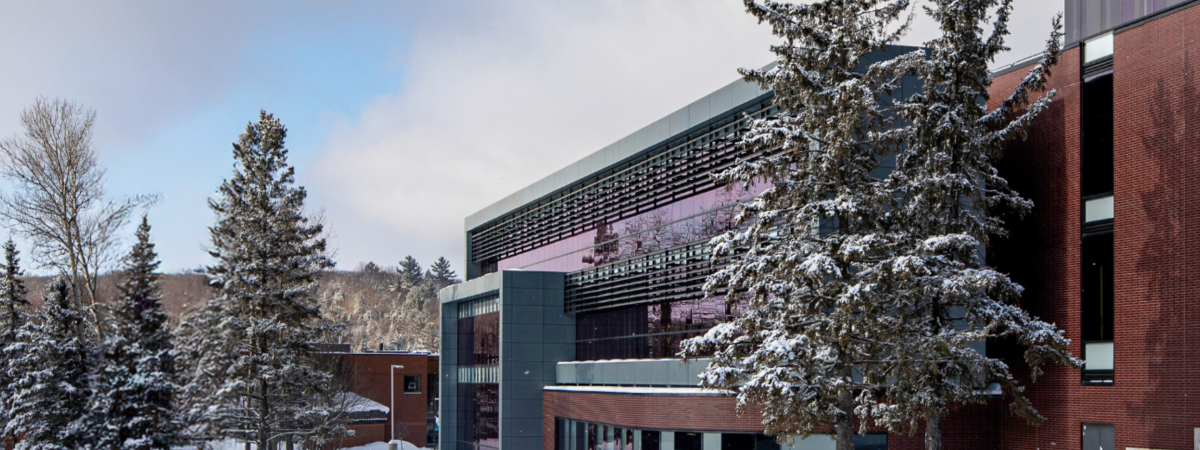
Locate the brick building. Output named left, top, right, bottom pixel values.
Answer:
left=334, top=351, right=439, bottom=448
left=437, top=0, right=1200, bottom=448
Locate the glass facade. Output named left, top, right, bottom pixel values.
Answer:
left=1065, top=0, right=1193, bottom=43
left=468, top=100, right=779, bottom=275
left=575, top=296, right=746, bottom=360
left=457, top=383, right=499, bottom=450
left=455, top=296, right=500, bottom=449
left=554, top=418, right=887, bottom=450
left=498, top=183, right=762, bottom=273
left=458, top=312, right=499, bottom=366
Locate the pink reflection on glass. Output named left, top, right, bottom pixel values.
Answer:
left=497, top=181, right=767, bottom=272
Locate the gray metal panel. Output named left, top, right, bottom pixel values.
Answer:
left=464, top=71, right=771, bottom=232
left=668, top=108, right=690, bottom=136
left=556, top=359, right=711, bottom=386
left=505, top=360, right=545, bottom=380
left=507, top=288, right=545, bottom=305
left=506, top=324, right=544, bottom=343
left=435, top=270, right=571, bottom=450
left=438, top=300, right=458, bottom=450
left=500, top=398, right=543, bottom=419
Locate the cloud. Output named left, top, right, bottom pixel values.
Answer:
left=0, top=0, right=1064, bottom=274
left=308, top=0, right=781, bottom=270
left=308, top=0, right=1063, bottom=272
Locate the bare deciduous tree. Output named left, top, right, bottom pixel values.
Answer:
left=0, top=97, right=142, bottom=328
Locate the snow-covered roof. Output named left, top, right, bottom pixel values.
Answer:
left=338, top=392, right=389, bottom=414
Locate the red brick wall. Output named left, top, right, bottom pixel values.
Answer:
left=541, top=391, right=999, bottom=450
left=341, top=353, right=438, bottom=447
left=988, top=4, right=1200, bottom=449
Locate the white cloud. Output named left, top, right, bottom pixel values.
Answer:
left=308, top=1, right=780, bottom=270
left=309, top=0, right=1063, bottom=272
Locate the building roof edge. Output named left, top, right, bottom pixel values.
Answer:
left=463, top=65, right=773, bottom=232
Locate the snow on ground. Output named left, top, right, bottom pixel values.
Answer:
left=175, top=440, right=424, bottom=450
left=338, top=441, right=422, bottom=450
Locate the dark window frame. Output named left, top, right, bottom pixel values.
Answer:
left=403, top=374, right=421, bottom=394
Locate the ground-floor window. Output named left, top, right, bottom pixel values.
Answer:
left=554, top=418, right=887, bottom=450
left=456, top=383, right=498, bottom=450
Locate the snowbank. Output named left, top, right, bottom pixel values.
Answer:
left=339, top=441, right=422, bottom=450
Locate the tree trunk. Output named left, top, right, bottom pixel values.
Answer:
left=286, top=435, right=294, bottom=450
left=835, top=383, right=856, bottom=450
left=925, top=412, right=943, bottom=450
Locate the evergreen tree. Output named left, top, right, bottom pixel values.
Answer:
left=679, top=1, right=918, bottom=448
left=428, top=257, right=458, bottom=287
left=879, top=5, right=1078, bottom=448
left=91, top=217, right=179, bottom=449
left=361, top=261, right=382, bottom=274
left=0, top=240, right=29, bottom=444
left=5, top=278, right=93, bottom=450
left=194, top=111, right=343, bottom=449
left=396, top=255, right=422, bottom=287
left=173, top=301, right=227, bottom=446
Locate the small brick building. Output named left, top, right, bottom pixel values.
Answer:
left=333, top=351, right=439, bottom=448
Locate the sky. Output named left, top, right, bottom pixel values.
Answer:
left=0, top=0, right=1063, bottom=275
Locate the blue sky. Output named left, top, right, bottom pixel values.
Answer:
left=0, top=0, right=1061, bottom=275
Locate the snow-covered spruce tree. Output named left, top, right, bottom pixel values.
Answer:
left=91, top=216, right=179, bottom=450
left=5, top=278, right=94, bottom=450
left=876, top=6, right=1078, bottom=449
left=678, top=0, right=920, bottom=448
left=173, top=300, right=228, bottom=447
left=428, top=256, right=459, bottom=287
left=395, top=255, right=423, bottom=288
left=0, top=240, right=30, bottom=444
left=198, top=111, right=343, bottom=449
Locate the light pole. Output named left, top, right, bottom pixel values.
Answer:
left=390, top=364, right=405, bottom=445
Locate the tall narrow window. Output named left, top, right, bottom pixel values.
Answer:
left=1081, top=232, right=1114, bottom=384
left=1081, top=66, right=1115, bottom=385
left=1082, top=72, right=1113, bottom=198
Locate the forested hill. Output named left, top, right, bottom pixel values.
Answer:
left=22, top=268, right=444, bottom=353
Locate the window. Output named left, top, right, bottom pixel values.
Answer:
left=1082, top=72, right=1113, bottom=198
left=642, top=430, right=661, bottom=450
left=675, top=432, right=703, bottom=450
left=721, top=433, right=781, bottom=450
left=404, top=374, right=420, bottom=393
left=1081, top=231, right=1115, bottom=384
left=854, top=434, right=888, bottom=450
left=1081, top=65, right=1115, bottom=386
